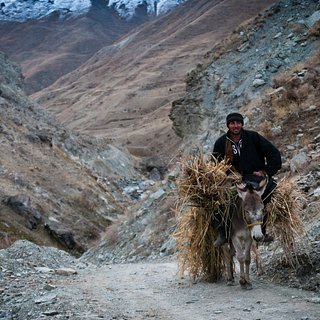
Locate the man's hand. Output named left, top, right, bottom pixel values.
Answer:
left=231, top=172, right=242, bottom=184
left=253, top=170, right=266, bottom=177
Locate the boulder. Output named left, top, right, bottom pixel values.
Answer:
left=4, top=194, right=42, bottom=229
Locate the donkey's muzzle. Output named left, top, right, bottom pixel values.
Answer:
left=251, top=225, right=264, bottom=241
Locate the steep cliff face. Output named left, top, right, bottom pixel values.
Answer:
left=170, top=0, right=320, bottom=144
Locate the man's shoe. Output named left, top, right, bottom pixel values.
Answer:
left=214, top=234, right=227, bottom=247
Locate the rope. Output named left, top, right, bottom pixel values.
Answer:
left=241, top=205, right=263, bottom=228
left=246, top=221, right=263, bottom=228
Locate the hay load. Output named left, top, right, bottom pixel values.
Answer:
left=174, top=154, right=305, bottom=281
left=174, top=154, right=237, bottom=281
left=266, top=177, right=305, bottom=266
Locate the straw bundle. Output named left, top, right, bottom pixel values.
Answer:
left=174, top=154, right=237, bottom=281
left=174, top=154, right=305, bottom=280
left=174, top=206, right=224, bottom=281
left=177, top=154, right=236, bottom=209
left=265, top=177, right=305, bottom=267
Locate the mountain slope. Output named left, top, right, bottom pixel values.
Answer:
left=31, top=0, right=276, bottom=159
left=0, top=52, right=143, bottom=253
left=0, top=0, right=149, bottom=94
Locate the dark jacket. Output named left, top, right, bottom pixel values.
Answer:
left=213, top=129, right=282, bottom=178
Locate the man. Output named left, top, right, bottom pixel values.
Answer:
left=212, top=112, right=282, bottom=246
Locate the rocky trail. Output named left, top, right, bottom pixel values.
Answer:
left=55, top=261, right=320, bottom=320
left=1, top=241, right=320, bottom=320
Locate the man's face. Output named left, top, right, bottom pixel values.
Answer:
left=228, top=121, right=243, bottom=135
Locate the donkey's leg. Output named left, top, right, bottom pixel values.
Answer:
left=232, top=237, right=247, bottom=287
left=244, top=241, right=252, bottom=282
left=234, top=237, right=253, bottom=289
left=222, top=244, right=235, bottom=285
left=238, top=259, right=246, bottom=287
left=242, top=240, right=253, bottom=290
left=252, top=241, right=264, bottom=275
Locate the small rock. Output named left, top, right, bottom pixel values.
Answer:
left=304, top=10, right=320, bottom=28
left=213, top=310, right=223, bottom=314
left=290, top=151, right=308, bottom=172
left=35, top=267, right=53, bottom=273
left=54, top=268, right=77, bottom=276
left=306, top=297, right=320, bottom=304
left=150, top=188, right=165, bottom=200
left=274, top=32, right=282, bottom=39
left=43, top=284, right=56, bottom=291
left=306, top=105, right=317, bottom=111
left=34, top=293, right=57, bottom=304
left=252, top=78, right=266, bottom=87
left=311, top=187, right=320, bottom=197
left=42, top=310, right=59, bottom=316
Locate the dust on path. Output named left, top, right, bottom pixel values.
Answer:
left=56, top=261, right=320, bottom=320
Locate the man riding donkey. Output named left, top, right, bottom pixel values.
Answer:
left=212, top=112, right=282, bottom=246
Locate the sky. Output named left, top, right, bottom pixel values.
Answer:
left=0, top=0, right=187, bottom=21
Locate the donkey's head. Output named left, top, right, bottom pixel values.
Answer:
left=236, top=175, right=268, bottom=241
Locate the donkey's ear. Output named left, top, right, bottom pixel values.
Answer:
left=256, top=176, right=268, bottom=196
left=236, top=182, right=247, bottom=199
left=236, top=182, right=247, bottom=192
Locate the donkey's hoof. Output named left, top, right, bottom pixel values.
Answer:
left=240, top=282, right=252, bottom=290
left=227, top=279, right=235, bottom=286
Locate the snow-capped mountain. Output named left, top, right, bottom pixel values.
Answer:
left=0, top=0, right=187, bottom=22
left=108, top=0, right=187, bottom=18
left=0, top=0, right=92, bottom=21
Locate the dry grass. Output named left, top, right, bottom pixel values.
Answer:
left=265, top=177, right=306, bottom=267
left=308, top=20, right=320, bottom=38
left=244, top=50, right=320, bottom=138
left=174, top=155, right=306, bottom=280
left=176, top=154, right=237, bottom=209
left=267, top=51, right=320, bottom=119
left=102, top=222, right=120, bottom=245
left=244, top=50, right=320, bottom=150
left=287, top=21, right=308, bottom=34
left=173, top=154, right=238, bottom=281
left=67, top=189, right=107, bottom=225
left=174, top=206, right=224, bottom=281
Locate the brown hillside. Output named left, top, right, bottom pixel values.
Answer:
left=30, top=0, right=275, bottom=159
left=0, top=2, right=148, bottom=94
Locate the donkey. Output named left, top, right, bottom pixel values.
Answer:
left=223, top=174, right=268, bottom=289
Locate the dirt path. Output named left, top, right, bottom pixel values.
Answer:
left=55, top=261, right=320, bottom=320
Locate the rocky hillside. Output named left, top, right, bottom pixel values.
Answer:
left=0, top=52, right=153, bottom=254
left=170, top=0, right=320, bottom=140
